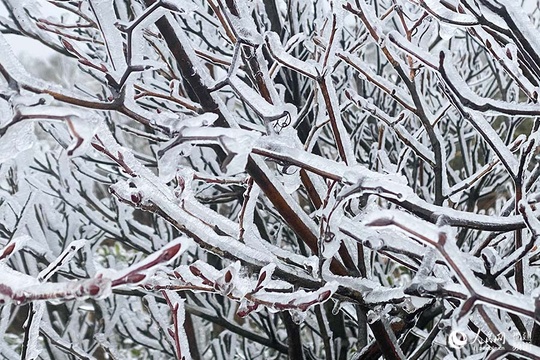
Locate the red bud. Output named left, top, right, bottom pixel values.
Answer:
left=318, top=290, right=332, bottom=302
left=189, top=265, right=201, bottom=276
left=88, top=284, right=101, bottom=296
left=159, top=243, right=181, bottom=262
left=0, top=243, right=15, bottom=260
left=224, top=270, right=232, bottom=283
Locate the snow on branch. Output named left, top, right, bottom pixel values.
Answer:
left=2, top=0, right=540, bottom=358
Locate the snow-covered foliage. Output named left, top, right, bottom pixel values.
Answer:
left=1, top=0, right=540, bottom=358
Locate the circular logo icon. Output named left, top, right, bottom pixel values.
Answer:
left=448, top=330, right=468, bottom=349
